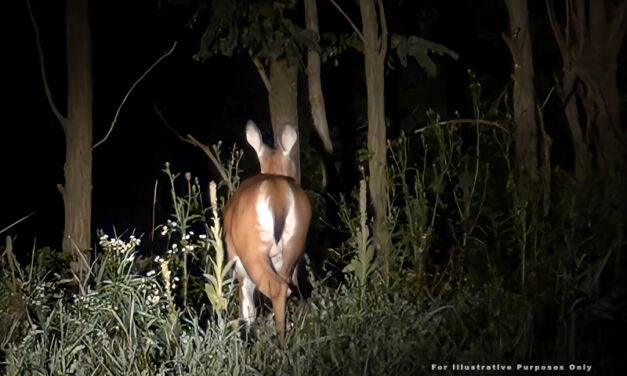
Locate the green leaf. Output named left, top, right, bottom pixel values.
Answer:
left=391, top=34, right=459, bottom=77
left=203, top=273, right=217, bottom=285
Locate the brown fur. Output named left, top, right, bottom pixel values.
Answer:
left=223, top=122, right=311, bottom=342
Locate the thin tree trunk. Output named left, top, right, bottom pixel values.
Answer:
left=269, top=59, right=300, bottom=183
left=504, top=0, right=539, bottom=184
left=586, top=0, right=626, bottom=178
left=30, top=0, right=93, bottom=280
left=557, top=70, right=591, bottom=181
left=305, top=0, right=333, bottom=154
left=63, top=0, right=93, bottom=280
left=360, top=0, right=390, bottom=271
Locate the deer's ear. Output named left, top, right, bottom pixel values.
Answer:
left=246, top=120, right=264, bottom=157
left=280, top=125, right=297, bottom=155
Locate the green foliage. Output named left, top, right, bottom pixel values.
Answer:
left=193, top=0, right=458, bottom=80
left=320, top=31, right=363, bottom=60
left=160, top=161, right=236, bottom=320
left=2, top=83, right=624, bottom=373
left=195, top=0, right=314, bottom=66
left=203, top=181, right=235, bottom=315
left=391, top=34, right=459, bottom=76
left=325, top=76, right=624, bottom=372
left=339, top=180, right=375, bottom=290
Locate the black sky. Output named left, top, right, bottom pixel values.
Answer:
left=3, top=0, right=578, bottom=253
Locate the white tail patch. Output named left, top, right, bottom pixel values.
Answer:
left=255, top=181, right=275, bottom=247
left=272, top=188, right=296, bottom=272
left=277, top=190, right=296, bottom=250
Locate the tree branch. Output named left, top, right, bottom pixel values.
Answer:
left=93, top=42, right=177, bottom=149
left=414, top=119, right=511, bottom=134
left=249, top=49, right=271, bottom=93
left=546, top=0, right=568, bottom=64
left=153, top=104, right=230, bottom=184
left=27, top=0, right=65, bottom=127
left=572, top=0, right=586, bottom=59
left=305, top=0, right=333, bottom=153
left=185, top=134, right=230, bottom=184
left=0, top=211, right=37, bottom=237
left=153, top=103, right=190, bottom=144
left=328, top=0, right=365, bottom=42
left=608, top=1, right=627, bottom=52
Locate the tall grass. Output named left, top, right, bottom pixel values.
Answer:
left=1, top=89, right=624, bottom=373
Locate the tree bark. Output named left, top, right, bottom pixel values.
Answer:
left=503, top=0, right=539, bottom=184
left=305, top=0, right=333, bottom=154
left=557, top=70, right=592, bottom=181
left=586, top=0, right=626, bottom=178
left=360, top=0, right=390, bottom=266
left=29, top=0, right=93, bottom=279
left=62, top=0, right=93, bottom=280
left=269, top=59, right=300, bottom=183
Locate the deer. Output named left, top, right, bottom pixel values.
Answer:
left=223, top=120, right=311, bottom=342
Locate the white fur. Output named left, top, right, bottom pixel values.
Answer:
left=234, top=257, right=256, bottom=324
left=280, top=126, right=297, bottom=155
left=246, top=121, right=264, bottom=158
left=272, top=189, right=296, bottom=272
left=277, top=189, right=296, bottom=249
left=255, top=181, right=275, bottom=247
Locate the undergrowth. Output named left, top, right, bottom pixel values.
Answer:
left=1, top=88, right=625, bottom=374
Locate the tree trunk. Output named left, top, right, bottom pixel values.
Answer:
left=360, top=0, right=390, bottom=269
left=63, top=0, right=93, bottom=279
left=503, top=0, right=539, bottom=184
left=557, top=70, right=592, bottom=181
left=305, top=0, right=333, bottom=154
left=268, top=59, right=300, bottom=183
left=548, top=0, right=626, bottom=180
left=586, top=0, right=626, bottom=178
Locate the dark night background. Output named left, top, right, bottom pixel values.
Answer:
left=3, top=0, right=524, bottom=251
left=2, top=0, right=627, bottom=373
